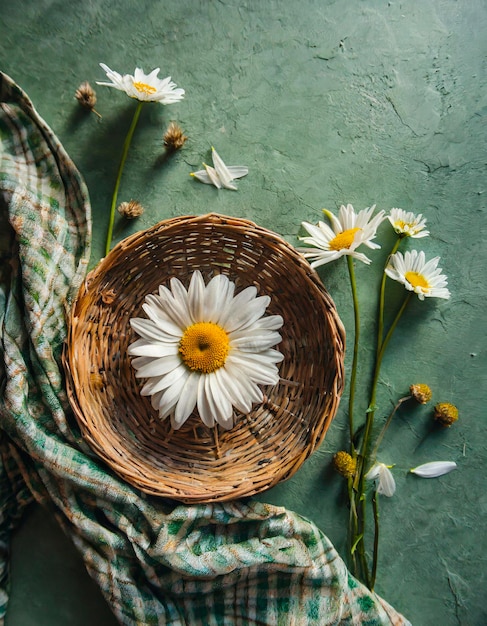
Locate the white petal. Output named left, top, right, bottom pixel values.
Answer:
left=214, top=367, right=252, bottom=414
left=172, top=373, right=199, bottom=428
left=377, top=465, right=396, bottom=497
left=226, top=352, right=281, bottom=385
left=187, top=270, right=205, bottom=322
left=226, top=166, right=248, bottom=179
left=156, top=372, right=190, bottom=419
left=128, top=339, right=176, bottom=358
left=219, top=288, right=267, bottom=332
left=211, top=147, right=234, bottom=188
left=197, top=376, right=215, bottom=427
left=203, top=274, right=235, bottom=322
left=140, top=364, right=187, bottom=396
left=230, top=330, right=282, bottom=352
left=366, top=463, right=396, bottom=497
left=191, top=169, right=213, bottom=185
left=365, top=463, right=381, bottom=481
left=132, top=354, right=181, bottom=378
left=130, top=318, right=172, bottom=342
left=410, top=461, right=457, bottom=478
left=204, top=374, right=234, bottom=429
left=202, top=163, right=222, bottom=188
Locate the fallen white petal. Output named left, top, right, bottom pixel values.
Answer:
left=203, top=163, right=223, bottom=188
left=226, top=165, right=249, bottom=179
left=410, top=461, right=457, bottom=478
left=211, top=146, right=235, bottom=188
left=191, top=169, right=213, bottom=185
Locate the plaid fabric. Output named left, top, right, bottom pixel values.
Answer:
left=0, top=72, right=411, bottom=626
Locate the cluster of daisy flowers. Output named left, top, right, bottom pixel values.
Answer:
left=299, top=206, right=450, bottom=300
left=298, top=203, right=458, bottom=589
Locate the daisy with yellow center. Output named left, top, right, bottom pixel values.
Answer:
left=96, top=63, right=185, bottom=255
left=97, top=63, right=185, bottom=104
left=387, top=208, right=429, bottom=238
left=128, top=271, right=284, bottom=430
left=298, top=203, right=385, bottom=267
left=385, top=250, right=450, bottom=300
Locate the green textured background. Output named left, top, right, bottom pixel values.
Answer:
left=1, top=1, right=486, bottom=624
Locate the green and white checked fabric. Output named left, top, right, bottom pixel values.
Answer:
left=0, top=72, right=411, bottom=626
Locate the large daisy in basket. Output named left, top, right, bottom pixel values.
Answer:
left=128, top=271, right=284, bottom=430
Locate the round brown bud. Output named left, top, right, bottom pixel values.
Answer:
left=433, top=402, right=459, bottom=427
left=163, top=122, right=188, bottom=152
left=117, top=200, right=144, bottom=219
left=409, top=383, right=432, bottom=404
left=333, top=451, right=357, bottom=479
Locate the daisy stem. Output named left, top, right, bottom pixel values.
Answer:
left=354, top=290, right=412, bottom=588
left=105, top=101, right=144, bottom=256
left=370, top=490, right=380, bottom=591
left=346, top=255, right=360, bottom=450
left=377, top=237, right=402, bottom=352
left=360, top=292, right=412, bottom=476
left=370, top=395, right=411, bottom=460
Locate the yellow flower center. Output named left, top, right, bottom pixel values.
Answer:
left=405, top=271, right=430, bottom=291
left=329, top=227, right=360, bottom=251
left=179, top=322, right=230, bottom=373
left=133, top=81, right=157, bottom=95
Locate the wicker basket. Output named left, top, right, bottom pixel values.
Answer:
left=64, top=213, right=345, bottom=502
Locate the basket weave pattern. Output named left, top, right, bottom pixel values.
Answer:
left=64, top=214, right=345, bottom=502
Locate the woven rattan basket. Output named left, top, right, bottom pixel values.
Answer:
left=64, top=213, right=345, bottom=502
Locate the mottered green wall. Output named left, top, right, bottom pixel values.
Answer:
left=1, top=1, right=486, bottom=624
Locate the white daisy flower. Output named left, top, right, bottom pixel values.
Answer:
left=365, top=462, right=396, bottom=497
left=191, top=147, right=248, bottom=191
left=388, top=208, right=429, bottom=238
left=97, top=63, right=185, bottom=104
left=385, top=250, right=451, bottom=300
left=298, top=204, right=385, bottom=268
left=128, top=271, right=284, bottom=430
left=410, top=461, right=457, bottom=478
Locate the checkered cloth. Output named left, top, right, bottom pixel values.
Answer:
left=0, top=72, right=411, bottom=626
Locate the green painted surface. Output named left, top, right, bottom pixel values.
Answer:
left=1, top=0, right=486, bottom=624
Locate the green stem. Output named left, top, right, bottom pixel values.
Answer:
left=371, top=395, right=411, bottom=460
left=346, top=256, right=360, bottom=450
left=360, top=291, right=412, bottom=473
left=377, top=237, right=402, bottom=353
left=353, top=290, right=412, bottom=587
left=370, top=490, right=380, bottom=591
left=105, top=101, right=144, bottom=256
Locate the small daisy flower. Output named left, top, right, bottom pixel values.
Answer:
left=365, top=462, right=396, bottom=497
left=388, top=208, right=429, bottom=238
left=410, top=461, right=457, bottom=478
left=191, top=147, right=248, bottom=191
left=128, top=271, right=284, bottom=430
left=385, top=250, right=451, bottom=300
left=97, top=63, right=185, bottom=104
left=298, top=204, right=385, bottom=268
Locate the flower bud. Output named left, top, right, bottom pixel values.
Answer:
left=117, top=200, right=144, bottom=219
left=163, top=122, right=188, bottom=152
left=333, top=451, right=356, bottom=479
left=433, top=402, right=459, bottom=427
left=409, top=383, right=432, bottom=404
left=75, top=82, right=101, bottom=117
